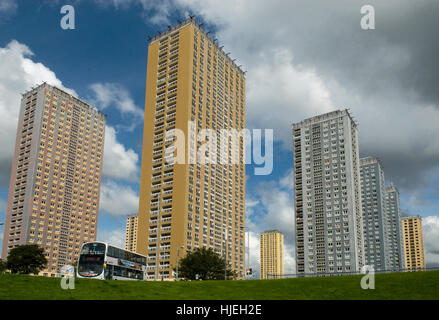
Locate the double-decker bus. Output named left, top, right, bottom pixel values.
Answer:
left=77, top=242, right=147, bottom=280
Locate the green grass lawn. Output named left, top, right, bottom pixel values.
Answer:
left=0, top=271, right=438, bottom=300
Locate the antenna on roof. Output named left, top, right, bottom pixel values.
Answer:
left=189, top=14, right=195, bottom=20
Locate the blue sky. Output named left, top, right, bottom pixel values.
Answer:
left=0, top=0, right=438, bottom=272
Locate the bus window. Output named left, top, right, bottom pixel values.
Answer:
left=78, top=243, right=106, bottom=277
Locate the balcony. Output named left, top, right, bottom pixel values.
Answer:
left=164, top=163, right=174, bottom=169
left=163, top=172, right=174, bottom=179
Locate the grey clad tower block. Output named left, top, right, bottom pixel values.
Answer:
left=385, top=186, right=405, bottom=271
left=293, top=109, right=365, bottom=275
left=360, top=157, right=388, bottom=271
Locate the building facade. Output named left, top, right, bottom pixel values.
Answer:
left=1, top=83, right=105, bottom=277
left=360, top=157, right=388, bottom=271
left=260, top=230, right=284, bottom=279
left=136, top=18, right=246, bottom=280
left=293, top=109, right=365, bottom=275
left=125, top=214, right=138, bottom=252
left=385, top=186, right=405, bottom=271
left=402, top=216, right=426, bottom=271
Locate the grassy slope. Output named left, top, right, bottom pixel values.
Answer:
left=0, top=271, right=438, bottom=300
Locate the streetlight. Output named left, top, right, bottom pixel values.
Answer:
left=239, top=225, right=251, bottom=280
left=176, top=245, right=184, bottom=281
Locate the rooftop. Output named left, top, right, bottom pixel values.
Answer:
left=262, top=229, right=283, bottom=235
left=149, top=17, right=245, bottom=76
left=23, top=82, right=106, bottom=118
left=360, top=157, right=384, bottom=169
left=292, top=109, right=358, bottom=129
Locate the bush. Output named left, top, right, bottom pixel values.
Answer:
left=176, top=247, right=236, bottom=280
left=6, top=244, right=48, bottom=275
left=0, top=259, right=7, bottom=274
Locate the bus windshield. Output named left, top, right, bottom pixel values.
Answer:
left=78, top=243, right=106, bottom=277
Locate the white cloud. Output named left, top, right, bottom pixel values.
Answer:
left=0, top=40, right=140, bottom=186
left=93, top=0, right=175, bottom=25
left=99, top=180, right=139, bottom=216
left=245, top=171, right=296, bottom=277
left=423, top=216, right=439, bottom=268
left=103, top=126, right=140, bottom=181
left=0, top=40, right=76, bottom=186
left=97, top=228, right=126, bottom=248
left=89, top=82, right=144, bottom=129
left=245, top=230, right=259, bottom=278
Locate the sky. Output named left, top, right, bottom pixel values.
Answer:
left=0, top=0, right=438, bottom=276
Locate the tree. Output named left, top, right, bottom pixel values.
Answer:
left=6, top=244, right=48, bottom=275
left=176, top=247, right=236, bottom=280
left=0, top=259, right=7, bottom=274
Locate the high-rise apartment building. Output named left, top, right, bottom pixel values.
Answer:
left=402, top=216, right=425, bottom=271
left=1, top=83, right=105, bottom=277
left=137, top=18, right=246, bottom=280
left=385, top=186, right=405, bottom=271
left=125, top=214, right=138, bottom=252
left=293, top=110, right=365, bottom=275
left=260, top=230, right=284, bottom=279
left=360, top=157, right=388, bottom=271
